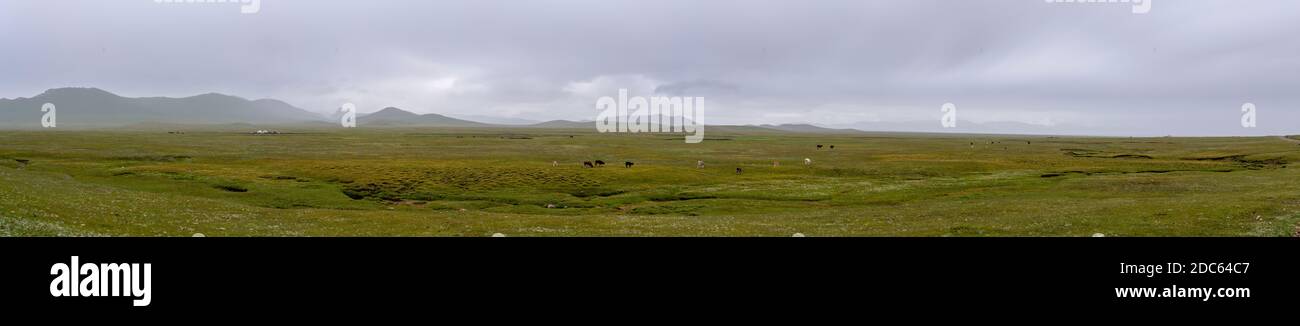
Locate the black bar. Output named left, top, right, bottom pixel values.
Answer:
left=3, top=237, right=1295, bottom=316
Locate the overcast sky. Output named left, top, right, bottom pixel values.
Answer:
left=2, top=0, right=1297, bottom=135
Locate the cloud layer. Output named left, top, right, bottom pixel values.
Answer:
left=2, top=0, right=1297, bottom=135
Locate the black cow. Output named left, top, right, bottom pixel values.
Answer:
left=829, top=145, right=835, bottom=150
left=594, top=160, right=606, bottom=167
left=583, top=161, right=595, bottom=168
left=735, top=167, right=743, bottom=174
left=817, top=144, right=824, bottom=150
left=625, top=161, right=634, bottom=168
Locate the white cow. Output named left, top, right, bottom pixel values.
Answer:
left=697, top=160, right=705, bottom=169
left=804, top=158, right=812, bottom=166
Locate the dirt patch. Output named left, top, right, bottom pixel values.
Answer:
left=1128, top=169, right=1234, bottom=174
left=1189, top=155, right=1247, bottom=162
left=341, top=181, right=418, bottom=201
left=1060, top=149, right=1151, bottom=159
left=1042, top=169, right=1234, bottom=178
left=111, top=155, right=193, bottom=162
left=1185, top=155, right=1286, bottom=170
left=1110, top=154, right=1153, bottom=159
left=212, top=183, right=249, bottom=193
left=1041, top=171, right=1090, bottom=178
left=1060, top=148, right=1102, bottom=157
left=259, top=175, right=309, bottom=182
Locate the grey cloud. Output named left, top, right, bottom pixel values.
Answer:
left=1, top=0, right=1297, bottom=135
left=654, top=80, right=740, bottom=96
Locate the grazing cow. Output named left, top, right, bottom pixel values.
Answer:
left=829, top=145, right=835, bottom=150
left=594, top=160, right=606, bottom=167
left=697, top=160, right=705, bottom=169
left=804, top=158, right=812, bottom=166
left=552, top=161, right=558, bottom=167
left=817, top=144, right=824, bottom=150
left=583, top=161, right=595, bottom=168
left=625, top=161, right=634, bottom=168
left=735, top=167, right=743, bottom=174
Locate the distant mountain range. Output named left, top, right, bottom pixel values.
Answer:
left=454, top=115, right=541, bottom=125
left=0, top=87, right=1074, bottom=135
left=359, top=107, right=489, bottom=127
left=0, top=88, right=326, bottom=128
left=825, top=120, right=1090, bottom=136
left=756, top=123, right=863, bottom=134
left=0, top=88, right=601, bottom=130
left=521, top=120, right=593, bottom=129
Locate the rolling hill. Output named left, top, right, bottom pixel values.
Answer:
left=359, top=107, right=490, bottom=127
left=0, top=88, right=326, bottom=128
left=524, top=120, right=592, bottom=129
left=755, top=123, right=864, bottom=134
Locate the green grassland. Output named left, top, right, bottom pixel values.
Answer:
left=2, top=127, right=1299, bottom=237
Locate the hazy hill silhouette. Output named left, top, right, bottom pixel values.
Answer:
left=359, top=107, right=490, bottom=127
left=0, top=88, right=325, bottom=128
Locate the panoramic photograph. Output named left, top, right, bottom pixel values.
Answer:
left=1, top=0, right=1297, bottom=238
left=7, top=0, right=1300, bottom=314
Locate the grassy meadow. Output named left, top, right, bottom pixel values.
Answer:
left=2, top=127, right=1299, bottom=237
